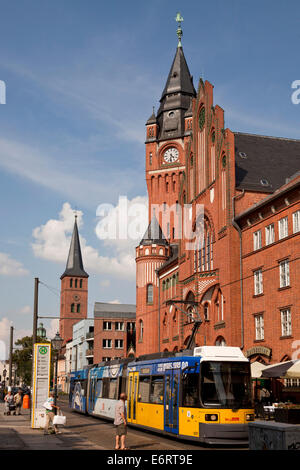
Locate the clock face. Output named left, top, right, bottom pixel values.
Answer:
left=163, top=147, right=179, bottom=163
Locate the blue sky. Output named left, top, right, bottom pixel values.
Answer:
left=0, top=0, right=299, bottom=358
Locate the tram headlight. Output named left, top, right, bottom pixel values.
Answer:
left=246, top=414, right=254, bottom=421
left=205, top=414, right=218, bottom=422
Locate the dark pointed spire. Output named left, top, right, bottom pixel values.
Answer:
left=146, top=106, right=157, bottom=125
left=156, top=45, right=196, bottom=140
left=60, top=216, right=89, bottom=279
left=160, top=46, right=196, bottom=102
left=140, top=215, right=168, bottom=246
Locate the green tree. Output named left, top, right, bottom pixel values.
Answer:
left=12, top=336, right=50, bottom=385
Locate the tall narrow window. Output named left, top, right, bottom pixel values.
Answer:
left=206, top=232, right=210, bottom=271
left=253, top=230, right=262, bottom=250
left=71, top=303, right=75, bottom=313
left=70, top=279, right=73, bottom=288
left=254, top=269, right=263, bottom=295
left=147, top=284, right=153, bottom=304
left=77, top=304, right=81, bottom=313
left=265, top=224, right=275, bottom=245
left=75, top=279, right=78, bottom=288
left=293, top=210, right=300, bottom=233
left=255, top=314, right=264, bottom=341
left=278, top=217, right=288, bottom=240
left=139, top=320, right=144, bottom=341
left=279, top=260, right=290, bottom=288
left=281, top=308, right=292, bottom=337
left=80, top=279, right=83, bottom=288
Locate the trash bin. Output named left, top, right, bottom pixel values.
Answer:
left=23, top=394, right=30, bottom=409
left=249, top=421, right=300, bottom=450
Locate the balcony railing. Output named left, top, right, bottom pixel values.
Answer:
left=85, top=349, right=94, bottom=357
left=86, top=332, right=94, bottom=339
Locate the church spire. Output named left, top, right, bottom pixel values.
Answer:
left=60, top=215, right=89, bottom=279
left=155, top=14, right=196, bottom=141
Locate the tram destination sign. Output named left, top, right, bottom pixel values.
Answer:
left=31, top=343, right=51, bottom=429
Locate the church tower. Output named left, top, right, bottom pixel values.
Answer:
left=136, top=15, right=196, bottom=355
left=135, top=216, right=169, bottom=355
left=145, top=13, right=196, bottom=242
left=59, top=215, right=89, bottom=344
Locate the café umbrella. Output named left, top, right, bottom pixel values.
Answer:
left=250, top=361, right=268, bottom=379
left=261, top=360, right=300, bottom=378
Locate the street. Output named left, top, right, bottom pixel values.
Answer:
left=0, top=398, right=248, bottom=451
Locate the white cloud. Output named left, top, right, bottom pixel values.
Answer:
left=47, top=319, right=59, bottom=341
left=31, top=201, right=146, bottom=280
left=108, top=299, right=121, bottom=304
left=0, top=252, right=29, bottom=277
left=0, top=317, right=32, bottom=360
left=19, top=306, right=31, bottom=315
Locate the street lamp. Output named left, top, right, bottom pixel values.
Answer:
left=51, top=332, right=63, bottom=409
left=37, top=323, right=47, bottom=340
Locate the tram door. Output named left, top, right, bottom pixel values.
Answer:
left=127, top=372, right=139, bottom=424
left=164, top=370, right=179, bottom=434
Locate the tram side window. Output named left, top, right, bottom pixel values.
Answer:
left=138, top=376, right=151, bottom=402
left=150, top=376, right=164, bottom=404
left=120, top=376, right=127, bottom=396
left=96, top=379, right=102, bottom=398
left=182, top=373, right=200, bottom=407
left=109, top=378, right=118, bottom=400
left=101, top=378, right=110, bottom=399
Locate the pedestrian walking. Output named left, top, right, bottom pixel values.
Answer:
left=114, top=393, right=128, bottom=450
left=14, top=389, right=23, bottom=415
left=43, top=392, right=61, bottom=435
left=4, top=390, right=14, bottom=415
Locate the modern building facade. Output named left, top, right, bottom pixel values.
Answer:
left=135, top=27, right=300, bottom=367
left=93, top=302, right=136, bottom=363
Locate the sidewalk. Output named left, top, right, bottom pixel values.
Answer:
left=0, top=402, right=105, bottom=450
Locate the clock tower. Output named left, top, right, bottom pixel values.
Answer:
left=136, top=14, right=196, bottom=355
left=145, top=14, right=196, bottom=241
left=59, top=215, right=89, bottom=345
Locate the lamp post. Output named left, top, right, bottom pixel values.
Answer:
left=51, top=332, right=63, bottom=410
left=37, top=323, right=47, bottom=340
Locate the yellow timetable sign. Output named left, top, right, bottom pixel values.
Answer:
left=31, top=343, right=51, bottom=429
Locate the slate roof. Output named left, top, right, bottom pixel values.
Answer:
left=234, top=132, right=300, bottom=193
left=60, top=217, right=89, bottom=279
left=157, top=244, right=179, bottom=273
left=160, top=46, right=196, bottom=101
left=140, top=215, right=168, bottom=246
left=94, top=302, right=136, bottom=318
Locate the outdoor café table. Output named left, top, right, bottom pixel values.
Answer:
left=263, top=405, right=275, bottom=419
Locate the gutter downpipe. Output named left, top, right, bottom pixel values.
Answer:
left=156, top=269, right=161, bottom=353
left=232, top=190, right=245, bottom=350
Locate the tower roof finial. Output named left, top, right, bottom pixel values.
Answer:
left=175, top=12, right=184, bottom=48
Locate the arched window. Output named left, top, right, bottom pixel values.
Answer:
left=71, top=303, right=75, bottom=313
left=139, top=320, right=144, bottom=341
left=186, top=291, right=195, bottom=324
left=80, top=279, right=83, bottom=288
left=70, top=279, right=73, bottom=288
left=146, top=284, right=153, bottom=304
left=75, top=279, right=78, bottom=288
left=203, top=303, right=209, bottom=321
left=77, top=304, right=81, bottom=313
left=215, top=336, right=226, bottom=346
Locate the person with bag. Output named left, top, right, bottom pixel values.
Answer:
left=4, top=390, right=14, bottom=415
left=114, top=393, right=129, bottom=450
left=43, top=392, right=61, bottom=435
left=14, top=389, right=23, bottom=416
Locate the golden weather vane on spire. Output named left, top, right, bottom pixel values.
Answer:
left=175, top=12, right=184, bottom=47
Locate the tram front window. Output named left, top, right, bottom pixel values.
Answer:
left=201, top=361, right=252, bottom=408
